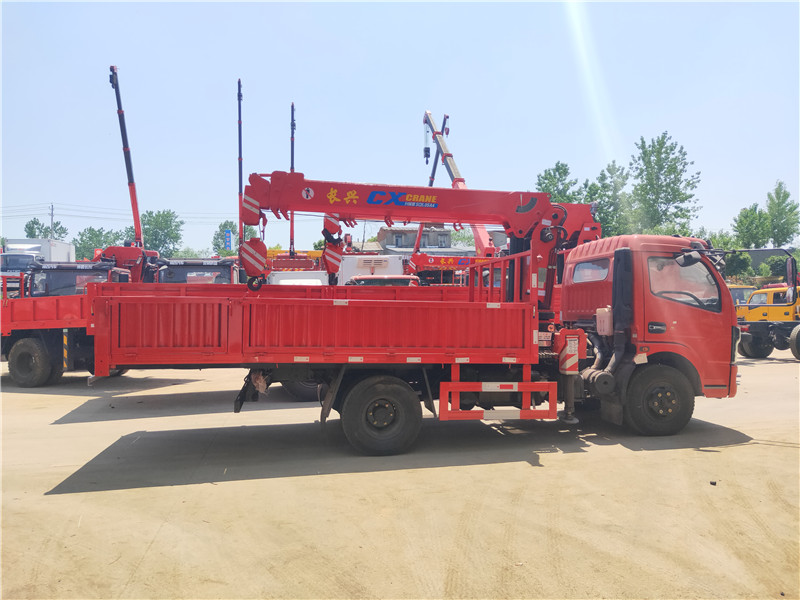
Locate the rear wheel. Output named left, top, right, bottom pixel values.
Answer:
left=623, top=365, right=695, bottom=436
left=8, top=338, right=53, bottom=388
left=740, top=337, right=774, bottom=359
left=790, top=325, right=800, bottom=361
left=341, top=375, right=422, bottom=455
left=282, top=380, right=319, bottom=402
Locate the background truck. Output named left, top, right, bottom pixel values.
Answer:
left=2, top=239, right=76, bottom=264
left=736, top=283, right=800, bottom=359
left=1, top=261, right=131, bottom=386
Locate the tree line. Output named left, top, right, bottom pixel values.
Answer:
left=15, top=130, right=799, bottom=277
left=532, top=131, right=798, bottom=279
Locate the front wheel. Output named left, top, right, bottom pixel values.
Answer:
left=623, top=365, right=695, bottom=436
left=8, top=338, right=53, bottom=387
left=341, top=375, right=422, bottom=455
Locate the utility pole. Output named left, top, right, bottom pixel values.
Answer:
left=50, top=204, right=55, bottom=239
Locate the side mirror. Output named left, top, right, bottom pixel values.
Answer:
left=676, top=251, right=702, bottom=267
left=786, top=256, right=797, bottom=287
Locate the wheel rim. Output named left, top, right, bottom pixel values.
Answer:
left=645, top=385, right=680, bottom=420
left=366, top=398, right=397, bottom=430
left=17, top=352, right=36, bottom=377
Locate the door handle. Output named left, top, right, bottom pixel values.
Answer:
left=648, top=322, right=667, bottom=334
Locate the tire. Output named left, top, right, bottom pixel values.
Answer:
left=736, top=341, right=752, bottom=358
left=341, top=375, right=422, bottom=455
left=790, top=325, right=800, bottom=361
left=282, top=380, right=319, bottom=402
left=8, top=338, right=53, bottom=388
left=773, top=334, right=790, bottom=351
left=46, top=362, right=65, bottom=385
left=740, top=338, right=774, bottom=359
left=109, top=368, right=129, bottom=377
left=623, top=365, right=695, bottom=436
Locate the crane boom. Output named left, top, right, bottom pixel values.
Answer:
left=423, top=111, right=493, bottom=256
left=239, top=170, right=600, bottom=277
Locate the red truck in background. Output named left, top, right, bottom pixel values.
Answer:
left=1, top=261, right=132, bottom=386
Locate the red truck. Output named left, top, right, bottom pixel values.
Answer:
left=73, top=171, right=739, bottom=455
left=1, top=261, right=132, bottom=386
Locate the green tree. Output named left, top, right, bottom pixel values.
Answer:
left=691, top=226, right=739, bottom=250
left=71, top=227, right=123, bottom=260
left=536, top=161, right=585, bottom=204
left=173, top=247, right=211, bottom=258
left=24, top=218, right=69, bottom=240
left=762, top=255, right=790, bottom=277
left=313, top=239, right=326, bottom=250
left=765, top=180, right=799, bottom=247
left=582, top=161, right=631, bottom=237
left=450, top=229, right=475, bottom=247
left=628, top=132, right=700, bottom=233
left=724, top=252, right=753, bottom=278
left=123, top=210, right=184, bottom=258
left=732, top=203, right=770, bottom=249
left=211, top=220, right=257, bottom=257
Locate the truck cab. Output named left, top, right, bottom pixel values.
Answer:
left=735, top=286, right=799, bottom=322
left=560, top=235, right=739, bottom=434
left=156, top=258, right=239, bottom=285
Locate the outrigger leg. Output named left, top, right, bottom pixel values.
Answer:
left=234, top=369, right=270, bottom=412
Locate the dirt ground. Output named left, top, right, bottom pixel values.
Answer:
left=1, top=351, right=798, bottom=600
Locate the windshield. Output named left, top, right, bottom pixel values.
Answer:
left=32, top=271, right=108, bottom=296
left=648, top=256, right=722, bottom=312
left=729, top=287, right=756, bottom=304
left=1, top=254, right=38, bottom=271
left=159, top=267, right=231, bottom=284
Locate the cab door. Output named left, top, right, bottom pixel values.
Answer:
left=641, top=254, right=733, bottom=390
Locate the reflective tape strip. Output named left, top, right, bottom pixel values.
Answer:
left=502, top=357, right=517, bottom=363
left=455, top=357, right=470, bottom=363
left=242, top=243, right=267, bottom=270
left=487, top=302, right=501, bottom=309
left=482, top=382, right=518, bottom=392
left=324, top=213, right=341, bottom=233
left=481, top=409, right=522, bottom=420
left=63, top=330, right=68, bottom=369
left=333, top=299, right=348, bottom=306
left=294, top=356, right=310, bottom=362
left=348, top=356, right=364, bottom=363
left=533, top=330, right=539, bottom=345
left=242, top=194, right=260, bottom=217
left=406, top=357, right=421, bottom=363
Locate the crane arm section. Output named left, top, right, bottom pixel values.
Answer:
left=240, top=171, right=600, bottom=277
left=244, top=171, right=554, bottom=238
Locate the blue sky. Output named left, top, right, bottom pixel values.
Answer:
left=2, top=2, right=798, bottom=252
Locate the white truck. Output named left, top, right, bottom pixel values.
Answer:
left=337, top=255, right=405, bottom=285
left=2, top=239, right=76, bottom=267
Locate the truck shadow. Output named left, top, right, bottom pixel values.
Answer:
left=52, top=385, right=315, bottom=424
left=1, top=373, right=207, bottom=396
left=46, top=412, right=752, bottom=495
